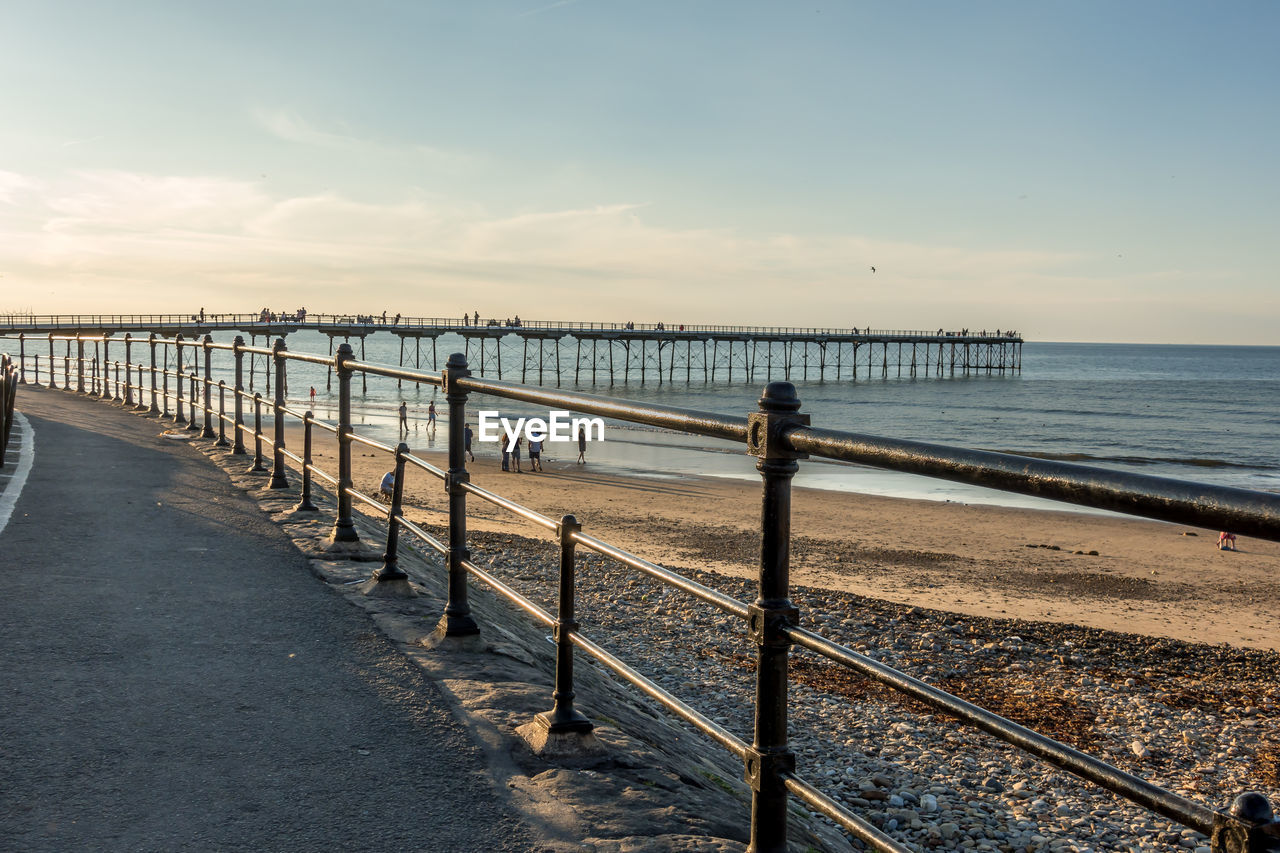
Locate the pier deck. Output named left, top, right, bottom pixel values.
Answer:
left=2, top=314, right=1022, bottom=385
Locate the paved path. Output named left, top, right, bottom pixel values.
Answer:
left=0, top=386, right=540, bottom=852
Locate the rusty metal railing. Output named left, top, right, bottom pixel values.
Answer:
left=7, top=333, right=1278, bottom=853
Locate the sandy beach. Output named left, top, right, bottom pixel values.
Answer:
left=284, top=424, right=1280, bottom=653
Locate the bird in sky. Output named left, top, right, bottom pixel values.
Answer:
left=870, top=266, right=876, bottom=273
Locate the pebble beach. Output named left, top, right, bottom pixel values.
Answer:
left=472, top=529, right=1278, bottom=853
left=291, top=424, right=1280, bottom=851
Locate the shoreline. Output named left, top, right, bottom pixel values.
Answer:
left=298, top=408, right=1196, bottom=515
left=285, top=422, right=1280, bottom=653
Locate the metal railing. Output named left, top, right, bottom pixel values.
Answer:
left=7, top=333, right=1278, bottom=853
left=1, top=353, right=17, bottom=469
left=0, top=315, right=1022, bottom=341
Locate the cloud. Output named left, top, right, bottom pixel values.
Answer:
left=1, top=166, right=1255, bottom=342
left=0, top=171, right=40, bottom=205
left=44, top=170, right=267, bottom=232
left=254, top=109, right=363, bottom=150
left=253, top=108, right=472, bottom=165
left=2, top=169, right=1070, bottom=292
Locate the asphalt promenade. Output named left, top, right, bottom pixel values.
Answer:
left=0, top=386, right=540, bottom=852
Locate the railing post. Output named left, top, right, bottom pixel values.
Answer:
left=100, top=337, right=111, bottom=399
left=330, top=343, right=359, bottom=542
left=438, top=352, right=479, bottom=637
left=76, top=337, right=85, bottom=393
left=33, top=354, right=40, bottom=386
left=174, top=333, right=185, bottom=425
left=232, top=335, right=246, bottom=454
left=2, top=356, right=11, bottom=467
left=2, top=357, right=9, bottom=468
left=249, top=393, right=266, bottom=473
left=161, top=340, right=171, bottom=417
left=368, top=443, right=411, bottom=586
left=148, top=333, right=159, bottom=414
left=743, top=381, right=808, bottom=853
left=269, top=338, right=288, bottom=488
left=47, top=334, right=56, bottom=389
left=114, top=360, right=121, bottom=401
left=123, top=334, right=134, bottom=406
left=215, top=381, right=230, bottom=447
left=17, top=334, right=25, bottom=384
left=294, top=412, right=318, bottom=512
left=201, top=335, right=215, bottom=438
left=1212, top=792, right=1280, bottom=853
left=187, top=373, right=200, bottom=431
left=535, top=514, right=594, bottom=733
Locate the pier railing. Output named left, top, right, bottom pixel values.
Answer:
left=0, top=313, right=1019, bottom=340
left=6, top=334, right=1278, bottom=853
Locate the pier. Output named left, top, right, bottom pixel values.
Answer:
left=1, top=313, right=1022, bottom=386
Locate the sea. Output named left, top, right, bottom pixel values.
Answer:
left=15, top=331, right=1280, bottom=513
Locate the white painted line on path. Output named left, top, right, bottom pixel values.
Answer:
left=0, top=412, right=35, bottom=537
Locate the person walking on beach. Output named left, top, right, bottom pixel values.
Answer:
left=1218, top=531, right=1237, bottom=551
left=463, top=423, right=474, bottom=461
left=399, top=401, right=408, bottom=435
left=576, top=425, right=587, bottom=463
left=500, top=441, right=510, bottom=472
left=309, top=386, right=316, bottom=406
left=511, top=434, right=523, bottom=473
left=528, top=437, right=542, bottom=472
left=427, top=400, right=437, bottom=436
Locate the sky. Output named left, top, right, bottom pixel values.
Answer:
left=1, top=1, right=1276, bottom=344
